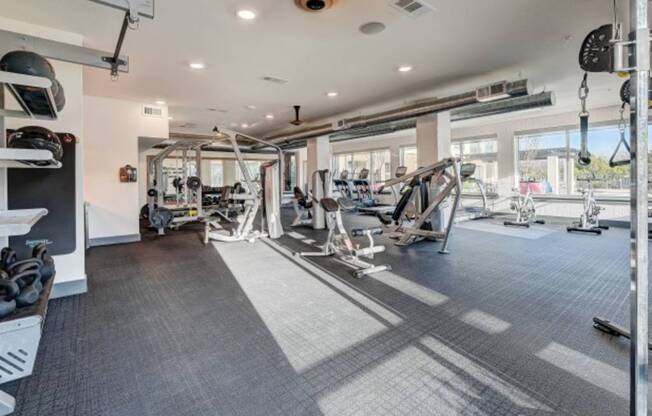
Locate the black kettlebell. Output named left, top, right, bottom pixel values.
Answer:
left=32, top=244, right=55, bottom=283
left=1, top=247, right=17, bottom=270
left=0, top=271, right=19, bottom=318
left=11, top=269, right=42, bottom=307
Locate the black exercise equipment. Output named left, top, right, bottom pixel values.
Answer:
left=0, top=272, right=19, bottom=318
left=172, top=177, right=184, bottom=192
left=1, top=247, right=17, bottom=270
left=578, top=24, right=614, bottom=73
left=577, top=73, right=591, bottom=166
left=0, top=50, right=55, bottom=80
left=8, top=126, right=64, bottom=165
left=186, top=176, right=202, bottom=191
left=609, top=104, right=631, bottom=167
left=147, top=188, right=158, bottom=198
left=149, top=207, right=174, bottom=229
left=619, top=78, right=652, bottom=105
left=593, top=317, right=652, bottom=350
left=32, top=244, right=55, bottom=283
left=10, top=269, right=42, bottom=307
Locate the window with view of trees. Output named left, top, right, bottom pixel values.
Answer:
left=332, top=149, right=391, bottom=187
left=516, top=124, right=652, bottom=196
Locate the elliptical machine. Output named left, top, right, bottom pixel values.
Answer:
left=504, top=181, right=545, bottom=228
left=567, top=176, right=609, bottom=235
left=301, top=197, right=391, bottom=278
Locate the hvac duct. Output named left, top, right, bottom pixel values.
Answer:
left=263, top=79, right=529, bottom=146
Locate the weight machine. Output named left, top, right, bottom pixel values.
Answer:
left=578, top=1, right=650, bottom=412
left=204, top=128, right=284, bottom=243
left=376, top=158, right=463, bottom=254
left=301, top=197, right=391, bottom=278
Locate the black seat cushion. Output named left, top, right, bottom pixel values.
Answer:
left=320, top=197, right=340, bottom=212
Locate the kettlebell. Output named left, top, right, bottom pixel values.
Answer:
left=32, top=244, right=55, bottom=283
left=11, top=269, right=42, bottom=307
left=1, top=247, right=17, bottom=270
left=0, top=271, right=19, bottom=318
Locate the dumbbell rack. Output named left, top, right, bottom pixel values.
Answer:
left=0, top=70, right=61, bottom=416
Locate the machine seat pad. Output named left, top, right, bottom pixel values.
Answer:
left=337, top=197, right=357, bottom=211
left=320, top=197, right=340, bottom=212
left=351, top=227, right=383, bottom=237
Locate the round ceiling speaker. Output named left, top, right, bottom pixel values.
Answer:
left=295, top=0, right=337, bottom=12
left=359, top=22, right=386, bottom=35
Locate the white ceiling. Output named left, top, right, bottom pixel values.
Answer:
left=1, top=0, right=629, bottom=137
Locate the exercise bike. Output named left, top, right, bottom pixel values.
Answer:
left=301, top=196, right=391, bottom=278
left=504, top=182, right=545, bottom=227
left=567, top=177, right=609, bottom=235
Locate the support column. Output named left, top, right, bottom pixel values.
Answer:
left=307, top=136, right=330, bottom=229
left=416, top=112, right=451, bottom=231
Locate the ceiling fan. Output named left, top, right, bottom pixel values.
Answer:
left=290, top=105, right=304, bottom=126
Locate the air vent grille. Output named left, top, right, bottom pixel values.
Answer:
left=142, top=105, right=164, bottom=118
left=389, top=0, right=433, bottom=17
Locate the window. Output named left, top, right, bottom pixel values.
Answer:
left=209, top=160, right=224, bottom=187
left=235, top=160, right=263, bottom=183
left=516, top=124, right=642, bottom=196
left=332, top=149, right=391, bottom=187
left=400, top=146, right=417, bottom=173
left=452, top=137, right=498, bottom=193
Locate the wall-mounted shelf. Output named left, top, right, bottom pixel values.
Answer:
left=0, top=70, right=58, bottom=121
left=0, top=208, right=48, bottom=237
left=0, top=148, right=61, bottom=169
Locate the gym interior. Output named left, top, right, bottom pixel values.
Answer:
left=1, top=1, right=652, bottom=415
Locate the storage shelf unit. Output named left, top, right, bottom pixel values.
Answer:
left=0, top=208, right=48, bottom=237
left=0, top=148, right=61, bottom=169
left=0, top=70, right=58, bottom=120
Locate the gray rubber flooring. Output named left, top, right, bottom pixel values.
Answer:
left=1, top=210, right=648, bottom=415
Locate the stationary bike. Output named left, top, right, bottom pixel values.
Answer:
left=301, top=197, right=391, bottom=278
left=504, top=182, right=545, bottom=227
left=567, top=177, right=609, bottom=235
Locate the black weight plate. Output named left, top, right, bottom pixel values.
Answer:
left=620, top=78, right=652, bottom=106
left=579, top=24, right=613, bottom=73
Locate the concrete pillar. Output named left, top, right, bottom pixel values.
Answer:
left=547, top=156, right=559, bottom=194
left=416, top=112, right=451, bottom=231
left=416, top=112, right=451, bottom=166
left=307, top=136, right=331, bottom=229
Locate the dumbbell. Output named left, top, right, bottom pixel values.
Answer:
left=0, top=271, right=19, bottom=318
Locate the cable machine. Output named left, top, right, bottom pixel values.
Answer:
left=577, top=0, right=649, bottom=413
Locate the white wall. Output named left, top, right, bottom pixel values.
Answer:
left=0, top=17, right=86, bottom=296
left=85, top=96, right=168, bottom=240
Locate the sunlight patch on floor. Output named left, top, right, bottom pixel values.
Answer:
left=459, top=309, right=511, bottom=334
left=214, top=240, right=390, bottom=372
left=370, top=271, right=449, bottom=306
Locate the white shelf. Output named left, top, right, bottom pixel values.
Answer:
left=0, top=70, right=58, bottom=120
left=0, top=209, right=48, bottom=237
left=0, top=148, right=61, bottom=169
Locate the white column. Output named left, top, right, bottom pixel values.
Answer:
left=416, top=113, right=451, bottom=231
left=307, top=136, right=331, bottom=229
left=223, top=159, right=237, bottom=185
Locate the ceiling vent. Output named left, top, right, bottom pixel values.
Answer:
left=262, top=76, right=289, bottom=85
left=389, top=0, right=433, bottom=18
left=142, top=105, right=163, bottom=118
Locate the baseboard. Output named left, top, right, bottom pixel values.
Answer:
left=51, top=277, right=87, bottom=299
left=88, top=233, right=141, bottom=247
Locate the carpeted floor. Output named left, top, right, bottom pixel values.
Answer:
left=1, top=209, right=649, bottom=415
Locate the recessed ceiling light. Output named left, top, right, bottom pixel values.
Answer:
left=246, top=105, right=257, bottom=110
left=265, top=114, right=275, bottom=120
left=241, top=123, right=249, bottom=128
left=189, top=62, right=205, bottom=70
left=237, top=9, right=257, bottom=20
left=398, top=65, right=413, bottom=73
left=155, top=100, right=166, bottom=105
left=326, top=91, right=339, bottom=98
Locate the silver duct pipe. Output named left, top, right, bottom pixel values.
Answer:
left=263, top=79, right=529, bottom=146
left=279, top=91, right=554, bottom=149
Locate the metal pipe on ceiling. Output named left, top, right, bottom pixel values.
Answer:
left=278, top=90, right=554, bottom=150
left=262, top=79, right=530, bottom=147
